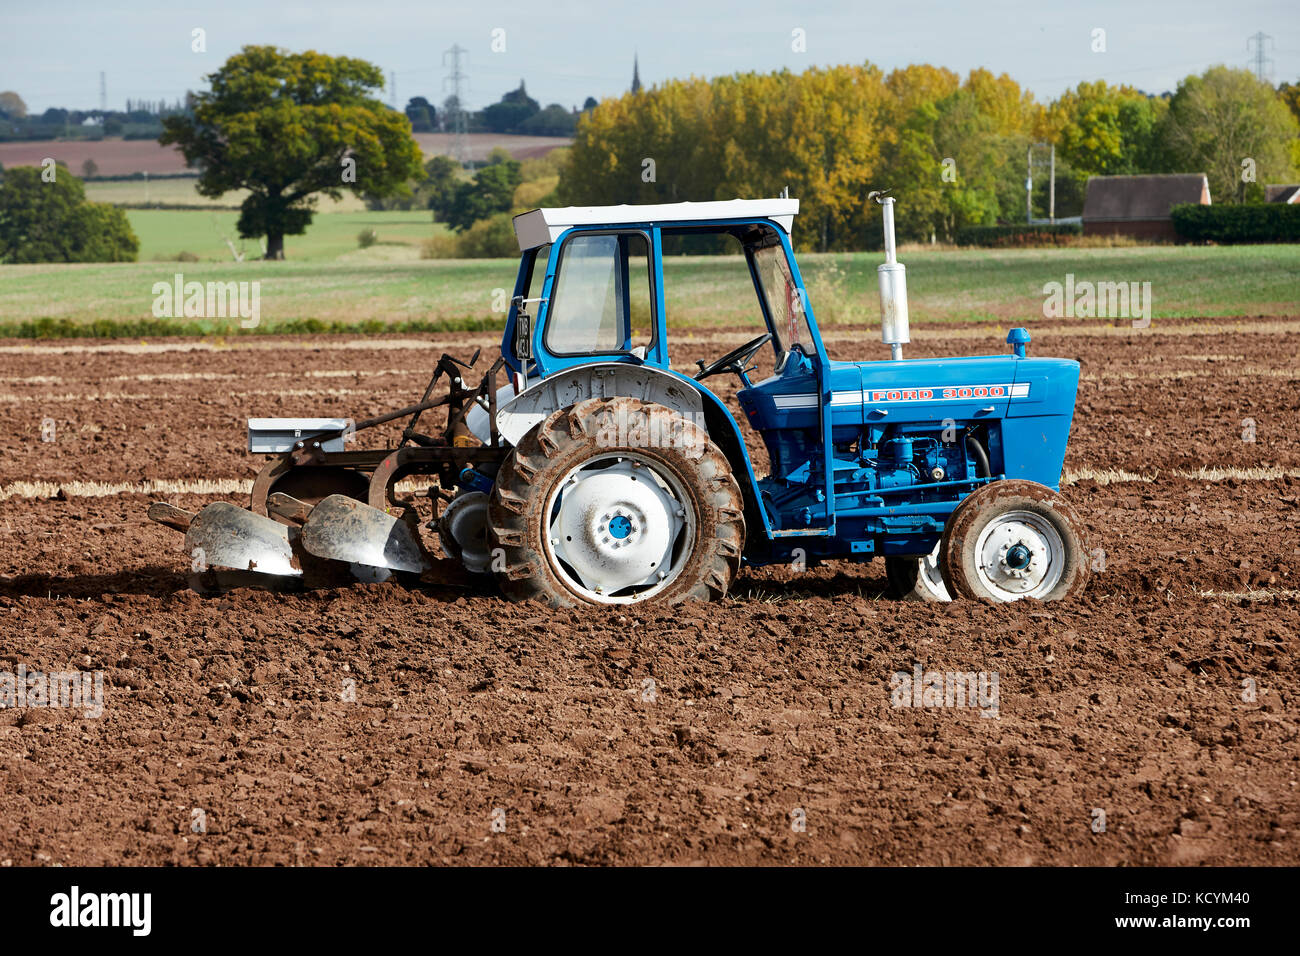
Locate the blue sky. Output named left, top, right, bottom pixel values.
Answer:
left=1, top=0, right=1296, bottom=113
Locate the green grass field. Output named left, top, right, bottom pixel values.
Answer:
left=0, top=208, right=1296, bottom=337
left=123, top=209, right=445, bottom=263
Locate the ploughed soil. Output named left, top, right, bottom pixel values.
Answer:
left=0, top=317, right=1296, bottom=866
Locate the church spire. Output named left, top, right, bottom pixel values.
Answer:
left=631, top=54, right=642, bottom=94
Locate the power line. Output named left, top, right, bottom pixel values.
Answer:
left=1247, top=31, right=1274, bottom=81
left=442, top=44, right=470, bottom=166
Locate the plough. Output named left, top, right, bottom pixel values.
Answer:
left=150, top=350, right=508, bottom=591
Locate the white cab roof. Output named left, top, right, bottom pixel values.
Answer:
left=512, top=198, right=800, bottom=250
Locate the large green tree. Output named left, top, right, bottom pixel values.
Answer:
left=1158, top=67, right=1298, bottom=203
left=160, top=46, right=423, bottom=258
left=1048, top=81, right=1167, bottom=177
left=0, top=166, right=138, bottom=263
left=446, top=151, right=522, bottom=231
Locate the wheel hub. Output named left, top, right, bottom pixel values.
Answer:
left=546, top=457, right=690, bottom=601
left=1004, top=542, right=1033, bottom=571
left=975, top=511, right=1064, bottom=600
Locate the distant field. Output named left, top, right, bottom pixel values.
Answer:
left=412, top=132, right=572, bottom=161
left=0, top=256, right=509, bottom=332
left=666, top=243, right=1300, bottom=326
left=124, top=209, right=446, bottom=262
left=0, top=138, right=188, bottom=176
left=83, top=178, right=370, bottom=213
left=1, top=241, right=1295, bottom=335
left=0, top=133, right=571, bottom=178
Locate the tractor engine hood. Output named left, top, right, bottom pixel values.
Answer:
left=835, top=354, right=1080, bottom=421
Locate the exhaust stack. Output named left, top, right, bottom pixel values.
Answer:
left=872, top=191, right=909, bottom=360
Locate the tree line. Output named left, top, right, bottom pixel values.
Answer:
left=405, top=82, right=598, bottom=138
left=0, top=92, right=190, bottom=143
left=555, top=64, right=1300, bottom=250
left=0, top=74, right=595, bottom=146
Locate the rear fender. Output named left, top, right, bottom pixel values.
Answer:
left=495, top=362, right=703, bottom=445
left=494, top=362, right=772, bottom=540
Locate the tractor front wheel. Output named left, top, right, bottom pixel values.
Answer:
left=487, top=397, right=745, bottom=606
left=938, top=480, right=1088, bottom=602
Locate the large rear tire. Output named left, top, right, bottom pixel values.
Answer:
left=487, top=397, right=745, bottom=606
left=938, top=480, right=1088, bottom=602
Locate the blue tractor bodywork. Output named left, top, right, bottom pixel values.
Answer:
left=499, top=210, right=1080, bottom=570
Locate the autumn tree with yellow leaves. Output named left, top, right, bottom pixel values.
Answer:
left=554, top=61, right=1300, bottom=249
left=555, top=62, right=1040, bottom=248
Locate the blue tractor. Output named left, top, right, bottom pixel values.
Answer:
left=150, top=194, right=1088, bottom=606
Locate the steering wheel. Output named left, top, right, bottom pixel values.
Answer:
left=694, top=333, right=773, bottom=382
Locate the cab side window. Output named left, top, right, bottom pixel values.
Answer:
left=525, top=243, right=551, bottom=302
left=545, top=232, right=653, bottom=356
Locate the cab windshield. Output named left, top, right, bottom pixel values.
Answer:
left=750, top=242, right=815, bottom=365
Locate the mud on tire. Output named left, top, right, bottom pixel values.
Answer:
left=938, top=479, right=1089, bottom=603
left=487, top=397, right=745, bottom=606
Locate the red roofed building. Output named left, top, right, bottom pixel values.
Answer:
left=1082, top=174, right=1211, bottom=240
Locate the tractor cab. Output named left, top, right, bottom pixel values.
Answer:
left=503, top=200, right=834, bottom=530
left=486, top=195, right=1081, bottom=601
left=504, top=200, right=815, bottom=379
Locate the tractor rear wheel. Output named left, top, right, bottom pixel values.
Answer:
left=938, top=480, right=1088, bottom=602
left=487, top=397, right=745, bottom=606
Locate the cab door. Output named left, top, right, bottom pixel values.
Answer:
left=743, top=233, right=834, bottom=534
left=528, top=229, right=662, bottom=377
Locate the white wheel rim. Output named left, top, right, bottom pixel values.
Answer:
left=918, top=540, right=951, bottom=601
left=543, top=454, right=694, bottom=604
left=973, top=509, right=1064, bottom=601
